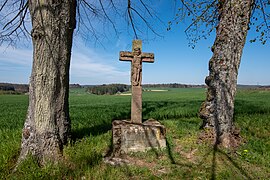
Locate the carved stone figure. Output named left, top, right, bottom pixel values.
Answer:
left=132, top=47, right=142, bottom=86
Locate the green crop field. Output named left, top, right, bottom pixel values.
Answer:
left=0, top=88, right=269, bottom=179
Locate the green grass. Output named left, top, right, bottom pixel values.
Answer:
left=0, top=88, right=270, bottom=179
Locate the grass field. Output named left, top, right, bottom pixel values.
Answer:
left=0, top=88, right=269, bottom=179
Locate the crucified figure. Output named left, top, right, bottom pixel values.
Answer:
left=132, top=47, right=142, bottom=86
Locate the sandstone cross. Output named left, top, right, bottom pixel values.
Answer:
left=119, top=40, right=154, bottom=123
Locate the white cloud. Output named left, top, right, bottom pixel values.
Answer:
left=0, top=46, right=32, bottom=83
left=71, top=52, right=128, bottom=76
left=70, top=46, right=130, bottom=84
left=0, top=42, right=130, bottom=84
left=0, top=46, right=32, bottom=66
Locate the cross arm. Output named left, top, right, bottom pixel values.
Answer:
left=119, top=51, right=133, bottom=61
left=141, top=53, right=154, bottom=63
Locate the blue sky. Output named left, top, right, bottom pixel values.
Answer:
left=0, top=1, right=269, bottom=85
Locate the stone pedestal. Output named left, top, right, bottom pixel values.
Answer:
left=111, top=119, right=166, bottom=156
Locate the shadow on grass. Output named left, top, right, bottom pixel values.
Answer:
left=165, top=138, right=176, bottom=165
left=70, top=109, right=132, bottom=143
left=165, top=136, right=253, bottom=179
left=143, top=101, right=173, bottom=116
left=234, top=99, right=270, bottom=115
left=143, top=100, right=203, bottom=120
left=82, top=151, right=103, bottom=168
left=71, top=122, right=112, bottom=143
left=210, top=143, right=252, bottom=180
left=71, top=99, right=203, bottom=144
left=165, top=137, right=195, bottom=169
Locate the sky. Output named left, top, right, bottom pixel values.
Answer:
left=0, top=1, right=269, bottom=85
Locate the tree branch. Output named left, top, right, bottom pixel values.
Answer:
left=99, top=0, right=118, bottom=36
left=184, top=0, right=218, bottom=33
left=0, top=0, right=9, bottom=12
left=3, top=1, right=28, bottom=30
left=259, top=0, right=269, bottom=31
left=127, top=0, right=138, bottom=39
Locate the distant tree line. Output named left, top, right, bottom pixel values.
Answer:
left=69, top=84, right=82, bottom=88
left=0, top=83, right=29, bottom=94
left=142, top=83, right=206, bottom=88
left=87, top=84, right=129, bottom=95
left=0, top=84, right=15, bottom=91
left=1, top=83, right=268, bottom=96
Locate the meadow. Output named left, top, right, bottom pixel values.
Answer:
left=0, top=88, right=269, bottom=179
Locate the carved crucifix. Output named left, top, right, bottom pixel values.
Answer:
left=119, top=40, right=154, bottom=123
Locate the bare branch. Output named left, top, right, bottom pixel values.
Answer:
left=109, top=0, right=120, bottom=16
left=180, top=0, right=196, bottom=17
left=81, top=0, right=99, bottom=16
left=259, top=0, right=269, bottom=30
left=98, top=0, right=118, bottom=36
left=0, top=0, right=9, bottom=12
left=3, top=1, right=28, bottom=30
left=0, top=0, right=30, bottom=45
left=184, top=0, right=218, bottom=33
left=127, top=0, right=138, bottom=39
left=139, top=0, right=153, bottom=18
left=1, top=0, right=167, bottom=46
left=79, top=1, right=104, bottom=47
left=130, top=6, right=162, bottom=38
left=5, top=2, right=28, bottom=37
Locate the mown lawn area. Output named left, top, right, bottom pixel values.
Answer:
left=0, top=88, right=269, bottom=179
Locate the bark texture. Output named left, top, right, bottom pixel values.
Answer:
left=17, top=0, right=76, bottom=165
left=199, top=0, right=254, bottom=148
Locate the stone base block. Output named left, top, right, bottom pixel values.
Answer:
left=111, top=119, right=166, bottom=156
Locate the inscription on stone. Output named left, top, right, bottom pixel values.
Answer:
left=112, top=120, right=166, bottom=155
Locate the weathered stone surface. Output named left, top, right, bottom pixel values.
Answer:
left=105, top=40, right=165, bottom=166
left=111, top=119, right=166, bottom=156
left=131, top=86, right=142, bottom=123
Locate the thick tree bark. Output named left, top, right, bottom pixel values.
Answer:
left=199, top=0, right=254, bottom=148
left=17, top=0, right=76, bottom=165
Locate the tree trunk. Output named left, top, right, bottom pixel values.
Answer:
left=17, top=0, right=76, bottom=165
left=199, top=0, right=254, bottom=148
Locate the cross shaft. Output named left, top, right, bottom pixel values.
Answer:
left=119, top=40, right=154, bottom=123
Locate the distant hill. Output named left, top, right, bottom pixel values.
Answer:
left=86, top=84, right=129, bottom=95
left=237, top=84, right=269, bottom=89
left=1, top=83, right=269, bottom=95
left=69, top=84, right=82, bottom=88
left=142, top=83, right=206, bottom=88
left=0, top=83, right=29, bottom=94
left=0, top=83, right=82, bottom=94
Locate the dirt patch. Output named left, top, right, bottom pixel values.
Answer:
left=197, top=127, right=245, bottom=149
left=174, top=139, right=198, bottom=163
left=104, top=155, right=170, bottom=176
left=126, top=156, right=170, bottom=175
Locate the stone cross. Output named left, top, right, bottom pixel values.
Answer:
left=119, top=40, right=154, bottom=123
